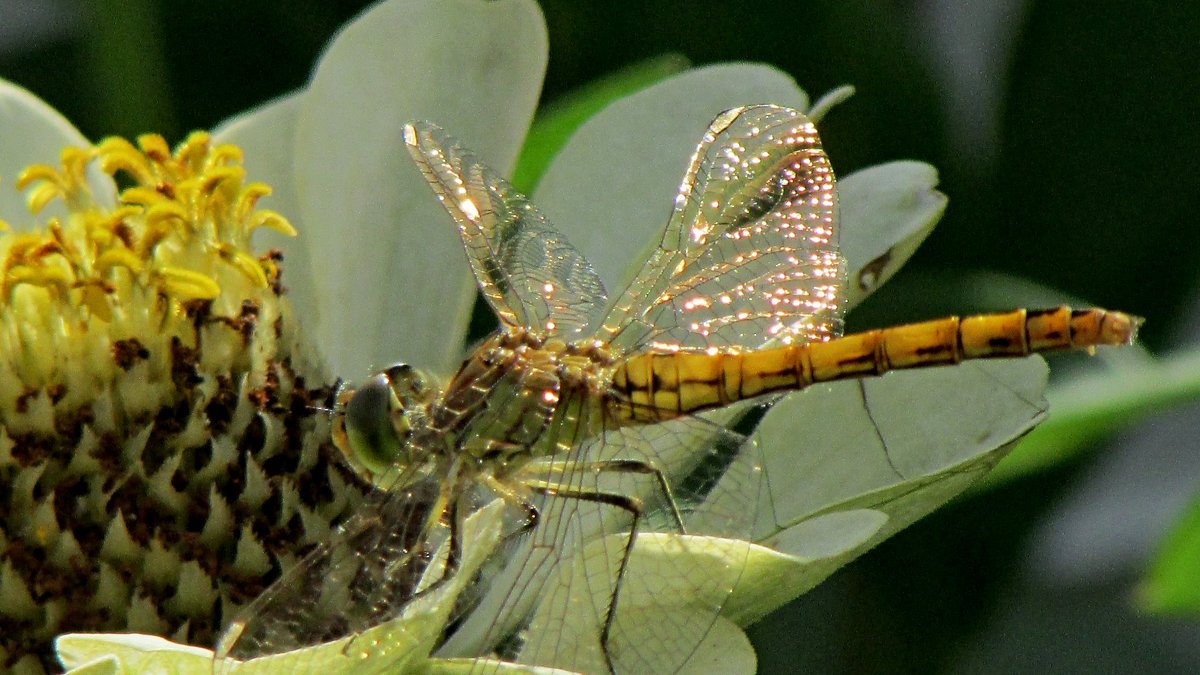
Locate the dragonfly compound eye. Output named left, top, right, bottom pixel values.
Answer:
left=341, top=373, right=410, bottom=479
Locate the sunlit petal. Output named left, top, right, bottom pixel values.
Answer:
left=838, top=160, right=947, bottom=308
left=295, top=0, right=548, bottom=377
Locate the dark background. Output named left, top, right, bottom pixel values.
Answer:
left=3, top=1, right=1197, bottom=672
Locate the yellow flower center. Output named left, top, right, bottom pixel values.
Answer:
left=0, top=133, right=370, bottom=673
left=1, top=132, right=296, bottom=422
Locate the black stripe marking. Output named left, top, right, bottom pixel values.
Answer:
left=1021, top=310, right=1032, bottom=353
left=915, top=343, right=952, bottom=357
left=955, top=317, right=965, bottom=361
left=718, top=355, right=729, bottom=406
left=837, top=352, right=877, bottom=368
left=736, top=355, right=745, bottom=401
left=646, top=355, right=657, bottom=401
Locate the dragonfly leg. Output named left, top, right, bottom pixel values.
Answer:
left=588, top=459, right=685, bottom=534
left=522, top=457, right=686, bottom=534
left=527, top=483, right=642, bottom=675
left=480, top=472, right=542, bottom=537
left=444, top=497, right=462, bottom=580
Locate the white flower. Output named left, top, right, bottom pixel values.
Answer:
left=0, top=0, right=1064, bottom=673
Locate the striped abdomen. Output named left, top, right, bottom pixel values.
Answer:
left=610, top=306, right=1139, bottom=423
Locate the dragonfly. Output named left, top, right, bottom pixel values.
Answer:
left=214, top=105, right=1137, bottom=674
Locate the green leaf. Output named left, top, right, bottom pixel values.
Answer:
left=430, top=657, right=576, bottom=674
left=57, top=634, right=213, bottom=674
left=61, top=657, right=119, bottom=675
left=1138, top=490, right=1200, bottom=615
left=512, top=54, right=691, bottom=193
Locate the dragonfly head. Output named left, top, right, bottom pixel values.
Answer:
left=332, top=363, right=436, bottom=483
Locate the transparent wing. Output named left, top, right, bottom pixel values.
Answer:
left=432, top=396, right=764, bottom=674
left=212, top=475, right=442, bottom=672
left=211, top=368, right=545, bottom=672
left=404, top=122, right=608, bottom=337
left=601, top=105, right=845, bottom=354
left=214, top=396, right=761, bottom=674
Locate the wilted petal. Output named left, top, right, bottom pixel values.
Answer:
left=725, top=509, right=887, bottom=625
left=687, top=360, right=1049, bottom=622
left=748, top=360, right=1047, bottom=598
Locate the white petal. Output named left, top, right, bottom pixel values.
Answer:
left=757, top=359, right=1046, bottom=547
left=839, top=160, right=947, bottom=308
left=533, top=63, right=809, bottom=292
left=0, top=78, right=115, bottom=225
left=295, top=0, right=547, bottom=377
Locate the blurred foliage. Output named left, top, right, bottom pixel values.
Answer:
left=3, top=0, right=1198, bottom=673
left=1141, top=491, right=1200, bottom=616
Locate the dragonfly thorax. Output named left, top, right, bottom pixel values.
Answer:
left=432, top=330, right=617, bottom=465
left=332, top=363, right=438, bottom=485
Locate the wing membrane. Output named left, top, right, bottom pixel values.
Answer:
left=437, top=399, right=763, bottom=674
left=404, top=122, right=607, bottom=337
left=213, top=478, right=439, bottom=670
left=602, top=105, right=845, bottom=353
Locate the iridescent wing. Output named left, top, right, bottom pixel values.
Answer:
left=215, top=111, right=804, bottom=671
left=601, top=105, right=845, bottom=354
left=404, top=122, right=608, bottom=338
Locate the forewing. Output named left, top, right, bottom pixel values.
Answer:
left=602, top=105, right=845, bottom=353
left=404, top=122, right=608, bottom=337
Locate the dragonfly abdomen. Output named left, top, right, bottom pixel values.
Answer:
left=612, top=306, right=1139, bottom=423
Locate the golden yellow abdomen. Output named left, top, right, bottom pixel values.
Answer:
left=611, top=306, right=1139, bottom=424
